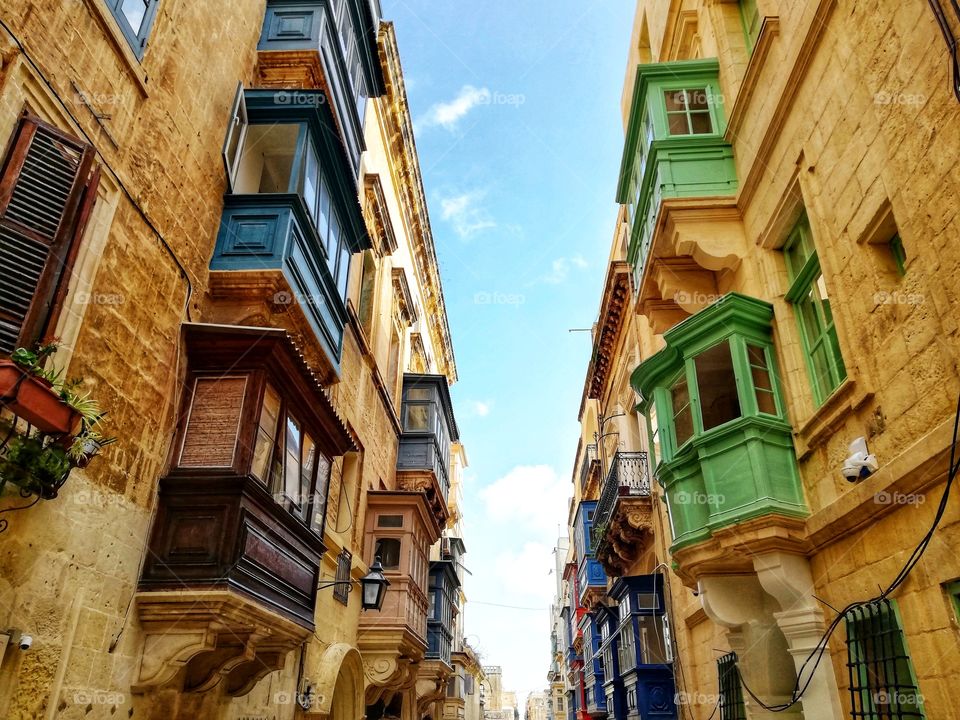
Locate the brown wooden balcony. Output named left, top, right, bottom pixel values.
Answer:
left=133, top=324, right=355, bottom=696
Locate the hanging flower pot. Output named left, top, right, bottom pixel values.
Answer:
left=0, top=361, right=80, bottom=434
left=0, top=433, right=72, bottom=499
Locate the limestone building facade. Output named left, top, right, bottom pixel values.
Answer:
left=552, top=1, right=960, bottom=719
left=0, top=2, right=471, bottom=719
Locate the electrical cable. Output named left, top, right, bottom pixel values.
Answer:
left=731, top=392, right=960, bottom=712
left=0, top=16, right=195, bottom=321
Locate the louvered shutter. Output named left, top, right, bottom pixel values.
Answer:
left=0, top=113, right=96, bottom=354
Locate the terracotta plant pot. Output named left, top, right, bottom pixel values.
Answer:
left=0, top=361, right=80, bottom=434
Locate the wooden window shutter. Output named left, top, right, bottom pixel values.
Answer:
left=0, top=112, right=97, bottom=354
left=178, top=375, right=248, bottom=468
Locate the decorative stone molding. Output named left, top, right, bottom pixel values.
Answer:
left=636, top=197, right=746, bottom=333
left=586, top=262, right=631, bottom=401
left=378, top=24, right=457, bottom=382
left=416, top=659, right=454, bottom=718
left=671, top=514, right=810, bottom=589
left=132, top=590, right=307, bottom=696
left=595, top=496, right=655, bottom=577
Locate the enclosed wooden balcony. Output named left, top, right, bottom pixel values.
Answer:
left=134, top=324, right=356, bottom=696
left=617, top=59, right=745, bottom=334
left=256, top=0, right=386, bottom=174
left=209, top=89, right=371, bottom=380
left=360, top=490, right=438, bottom=699
left=397, top=374, right=459, bottom=528
left=632, top=294, right=808, bottom=586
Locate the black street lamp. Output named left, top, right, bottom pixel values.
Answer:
left=360, top=557, right=390, bottom=611
left=317, top=556, right=391, bottom=611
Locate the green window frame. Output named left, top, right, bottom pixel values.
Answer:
left=890, top=233, right=907, bottom=276
left=652, top=335, right=786, bottom=461
left=845, top=600, right=925, bottom=720
left=784, top=214, right=847, bottom=407
left=946, top=581, right=960, bottom=624
left=739, top=0, right=761, bottom=53
left=663, top=88, right=714, bottom=136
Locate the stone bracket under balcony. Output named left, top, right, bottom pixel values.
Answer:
left=416, top=659, right=454, bottom=718
left=595, top=495, right=655, bottom=577
left=593, top=452, right=652, bottom=577
left=132, top=590, right=306, bottom=696
left=638, top=197, right=747, bottom=334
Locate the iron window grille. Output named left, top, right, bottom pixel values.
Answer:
left=845, top=599, right=925, bottom=719
left=717, top=652, right=747, bottom=720
left=333, top=548, right=352, bottom=605
left=928, top=0, right=960, bottom=102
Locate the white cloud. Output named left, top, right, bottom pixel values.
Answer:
left=480, top=465, right=569, bottom=534
left=417, top=85, right=490, bottom=132
left=493, top=541, right=556, bottom=602
left=473, top=400, right=493, bottom=417
left=538, top=254, right=589, bottom=284
left=439, top=190, right=496, bottom=239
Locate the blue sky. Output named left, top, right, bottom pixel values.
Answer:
left=383, top=0, right=635, bottom=702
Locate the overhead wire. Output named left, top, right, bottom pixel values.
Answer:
left=734, top=392, right=960, bottom=712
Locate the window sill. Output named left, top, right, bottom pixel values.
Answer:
left=80, top=0, right=149, bottom=97
left=793, top=375, right=873, bottom=459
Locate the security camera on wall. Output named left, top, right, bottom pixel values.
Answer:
left=842, top=437, right=879, bottom=482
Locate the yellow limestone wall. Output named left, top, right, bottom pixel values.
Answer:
left=0, top=2, right=425, bottom=719
left=601, top=0, right=960, bottom=717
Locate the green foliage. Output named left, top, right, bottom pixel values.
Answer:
left=0, top=430, right=71, bottom=498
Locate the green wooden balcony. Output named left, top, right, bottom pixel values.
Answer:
left=632, top=293, right=807, bottom=551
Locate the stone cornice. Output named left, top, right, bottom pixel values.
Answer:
left=584, top=262, right=631, bottom=403
left=377, top=23, right=457, bottom=381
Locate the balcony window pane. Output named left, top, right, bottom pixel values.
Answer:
left=405, top=404, right=432, bottom=431
left=648, top=403, right=661, bottom=466
left=327, top=211, right=341, bottom=259
left=299, top=433, right=317, bottom=521
left=635, top=592, right=659, bottom=610
left=337, top=241, right=351, bottom=298
left=664, top=88, right=713, bottom=136
left=317, top=182, right=332, bottom=244
left=237, top=123, right=299, bottom=194
left=120, top=0, right=147, bottom=33
left=284, top=416, right=303, bottom=508
left=670, top=375, right=693, bottom=447
left=694, top=342, right=742, bottom=431
left=686, top=89, right=708, bottom=111
left=311, top=452, right=331, bottom=535
left=252, top=383, right=282, bottom=483
left=690, top=111, right=713, bottom=134
left=748, top=344, right=778, bottom=415
left=375, top=538, right=402, bottom=569
left=303, top=142, right=320, bottom=220
left=667, top=113, right=689, bottom=135
left=408, top=388, right=432, bottom=401
left=638, top=616, right=670, bottom=664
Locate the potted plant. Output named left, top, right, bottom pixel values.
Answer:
left=0, top=343, right=80, bottom=434
left=0, top=343, right=116, bottom=501
left=0, top=430, right=73, bottom=499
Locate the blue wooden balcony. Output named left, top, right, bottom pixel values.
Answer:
left=211, top=193, right=349, bottom=374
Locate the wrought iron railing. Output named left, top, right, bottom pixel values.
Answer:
left=929, top=0, right=960, bottom=101
left=591, top=451, right=650, bottom=548
left=579, top=443, right=598, bottom=488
